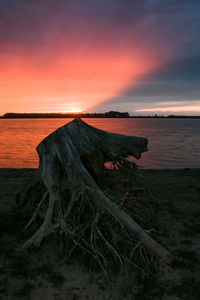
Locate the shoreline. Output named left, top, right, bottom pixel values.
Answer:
left=0, top=168, right=200, bottom=299
left=1, top=116, right=200, bottom=119
left=1, top=167, right=199, bottom=213
left=1, top=167, right=200, bottom=170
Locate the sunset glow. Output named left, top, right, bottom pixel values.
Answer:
left=0, top=48, right=166, bottom=114
left=0, top=0, right=199, bottom=115
left=64, top=109, right=83, bottom=113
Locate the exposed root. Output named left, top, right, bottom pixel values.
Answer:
left=17, top=118, right=173, bottom=272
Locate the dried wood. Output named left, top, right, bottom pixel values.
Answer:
left=17, top=119, right=172, bottom=268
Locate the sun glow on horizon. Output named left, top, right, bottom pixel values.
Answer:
left=0, top=49, right=166, bottom=115
left=64, top=109, right=83, bottom=113
left=1, top=0, right=199, bottom=116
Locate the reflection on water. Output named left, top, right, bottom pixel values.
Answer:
left=0, top=118, right=200, bottom=168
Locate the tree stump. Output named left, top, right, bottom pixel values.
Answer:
left=17, top=118, right=172, bottom=270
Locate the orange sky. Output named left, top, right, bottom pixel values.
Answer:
left=0, top=47, right=167, bottom=114
left=1, top=0, right=200, bottom=116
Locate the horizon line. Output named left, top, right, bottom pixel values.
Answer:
left=1, top=112, right=200, bottom=118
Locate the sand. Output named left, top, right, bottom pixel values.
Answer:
left=0, top=168, right=200, bottom=299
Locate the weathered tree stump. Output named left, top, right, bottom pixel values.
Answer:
left=17, top=119, right=172, bottom=270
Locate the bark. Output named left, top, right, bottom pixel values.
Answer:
left=17, top=118, right=172, bottom=267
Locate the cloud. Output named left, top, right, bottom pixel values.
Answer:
left=111, top=0, right=200, bottom=56
left=91, top=54, right=200, bottom=113
left=0, top=0, right=200, bottom=114
left=125, top=56, right=200, bottom=99
left=1, top=0, right=199, bottom=56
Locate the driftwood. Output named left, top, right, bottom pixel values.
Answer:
left=17, top=118, right=172, bottom=270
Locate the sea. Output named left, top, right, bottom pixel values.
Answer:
left=0, top=118, right=200, bottom=169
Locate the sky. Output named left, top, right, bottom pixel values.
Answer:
left=0, top=0, right=200, bottom=116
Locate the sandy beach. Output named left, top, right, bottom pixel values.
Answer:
left=0, top=168, right=200, bottom=299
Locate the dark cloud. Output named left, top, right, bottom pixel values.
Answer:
left=93, top=0, right=200, bottom=109
left=0, top=0, right=70, bottom=52
left=0, top=0, right=199, bottom=112
left=110, top=0, right=200, bottom=57
left=0, top=0, right=199, bottom=55
left=129, top=55, right=200, bottom=99
left=153, top=56, right=200, bottom=81
left=91, top=55, right=200, bottom=112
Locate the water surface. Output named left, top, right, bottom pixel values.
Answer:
left=0, top=118, right=200, bottom=169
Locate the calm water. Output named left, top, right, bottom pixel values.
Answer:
left=0, top=118, right=200, bottom=169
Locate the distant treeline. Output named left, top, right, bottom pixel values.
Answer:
left=1, top=112, right=200, bottom=119
left=1, top=111, right=130, bottom=118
